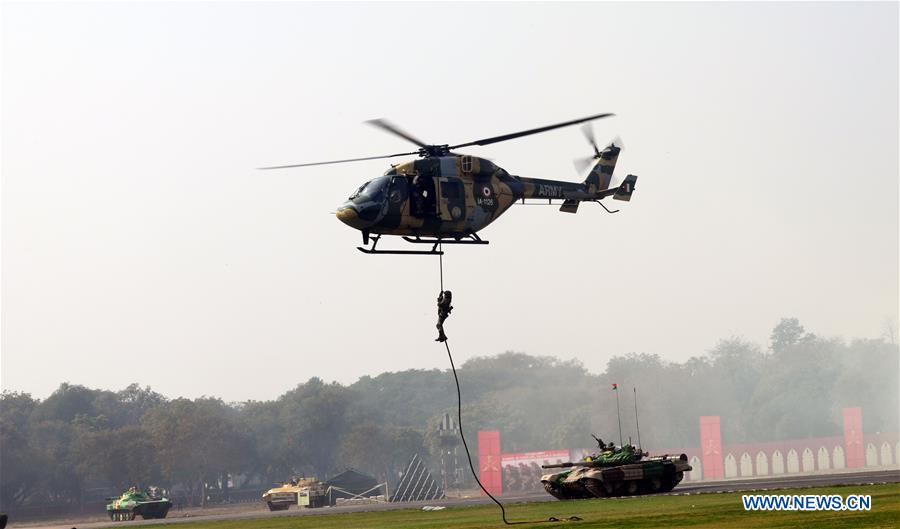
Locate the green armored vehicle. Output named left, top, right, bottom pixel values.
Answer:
left=106, top=487, right=172, bottom=521
left=541, top=439, right=691, bottom=500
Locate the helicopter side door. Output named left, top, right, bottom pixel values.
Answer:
left=437, top=177, right=466, bottom=223
left=407, top=173, right=438, bottom=218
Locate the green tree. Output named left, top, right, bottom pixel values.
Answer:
left=75, top=424, right=162, bottom=491
left=238, top=400, right=293, bottom=487
left=749, top=332, right=842, bottom=439
left=278, top=378, right=353, bottom=478
left=770, top=317, right=814, bottom=354
left=32, top=383, right=99, bottom=423
left=141, top=398, right=250, bottom=506
left=0, top=392, right=39, bottom=509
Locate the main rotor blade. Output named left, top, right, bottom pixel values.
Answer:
left=573, top=155, right=595, bottom=175
left=581, top=123, right=598, bottom=150
left=449, top=112, right=614, bottom=150
left=258, top=151, right=418, bottom=170
left=366, top=118, right=429, bottom=148
left=582, top=123, right=601, bottom=157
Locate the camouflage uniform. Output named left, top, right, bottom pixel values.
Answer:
left=435, top=290, right=453, bottom=342
left=411, top=173, right=425, bottom=217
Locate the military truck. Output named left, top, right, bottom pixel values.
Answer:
left=262, top=478, right=328, bottom=511
left=541, top=442, right=691, bottom=500
left=105, top=487, right=172, bottom=521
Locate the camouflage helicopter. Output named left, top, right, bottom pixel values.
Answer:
left=261, top=113, right=637, bottom=255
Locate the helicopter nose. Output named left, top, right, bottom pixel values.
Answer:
left=335, top=204, right=366, bottom=229
left=336, top=205, right=358, bottom=223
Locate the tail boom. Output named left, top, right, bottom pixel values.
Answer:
left=512, top=174, right=638, bottom=213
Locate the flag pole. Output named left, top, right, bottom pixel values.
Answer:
left=633, top=387, right=642, bottom=451
left=614, top=384, right=623, bottom=447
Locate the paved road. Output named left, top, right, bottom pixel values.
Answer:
left=15, top=469, right=899, bottom=529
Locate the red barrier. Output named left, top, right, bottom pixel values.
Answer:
left=700, top=416, right=724, bottom=479
left=478, top=430, right=502, bottom=496
left=842, top=407, right=864, bottom=468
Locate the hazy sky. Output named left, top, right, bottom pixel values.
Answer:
left=2, top=1, right=897, bottom=402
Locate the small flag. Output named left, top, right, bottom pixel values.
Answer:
left=612, top=383, right=618, bottom=390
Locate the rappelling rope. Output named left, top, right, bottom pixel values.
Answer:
left=439, top=243, right=444, bottom=291
left=437, top=244, right=575, bottom=525
left=444, top=339, right=521, bottom=525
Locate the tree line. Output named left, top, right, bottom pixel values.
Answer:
left=1, top=318, right=896, bottom=511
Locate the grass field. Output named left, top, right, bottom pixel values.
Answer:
left=131, top=484, right=899, bottom=529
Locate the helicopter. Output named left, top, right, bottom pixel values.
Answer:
left=261, top=113, right=638, bottom=255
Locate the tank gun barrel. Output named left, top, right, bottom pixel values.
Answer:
left=645, top=453, right=689, bottom=462
left=541, top=461, right=602, bottom=469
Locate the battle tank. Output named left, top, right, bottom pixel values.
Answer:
left=541, top=441, right=691, bottom=500
left=105, top=487, right=172, bottom=521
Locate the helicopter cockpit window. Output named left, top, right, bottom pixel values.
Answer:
left=349, top=176, right=390, bottom=201
left=349, top=182, right=368, bottom=200
left=461, top=156, right=473, bottom=173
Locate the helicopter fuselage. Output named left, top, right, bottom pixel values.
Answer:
left=262, top=111, right=635, bottom=252
left=335, top=155, right=590, bottom=239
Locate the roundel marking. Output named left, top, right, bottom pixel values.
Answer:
left=482, top=185, right=493, bottom=198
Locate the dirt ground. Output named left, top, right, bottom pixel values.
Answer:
left=8, top=501, right=267, bottom=528
left=6, top=490, right=483, bottom=528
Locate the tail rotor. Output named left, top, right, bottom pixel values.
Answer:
left=572, top=123, right=624, bottom=178
left=573, top=123, right=601, bottom=174
left=573, top=123, right=624, bottom=193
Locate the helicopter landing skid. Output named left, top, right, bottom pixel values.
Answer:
left=357, top=234, right=489, bottom=255
left=402, top=234, right=489, bottom=246
left=357, top=235, right=444, bottom=256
